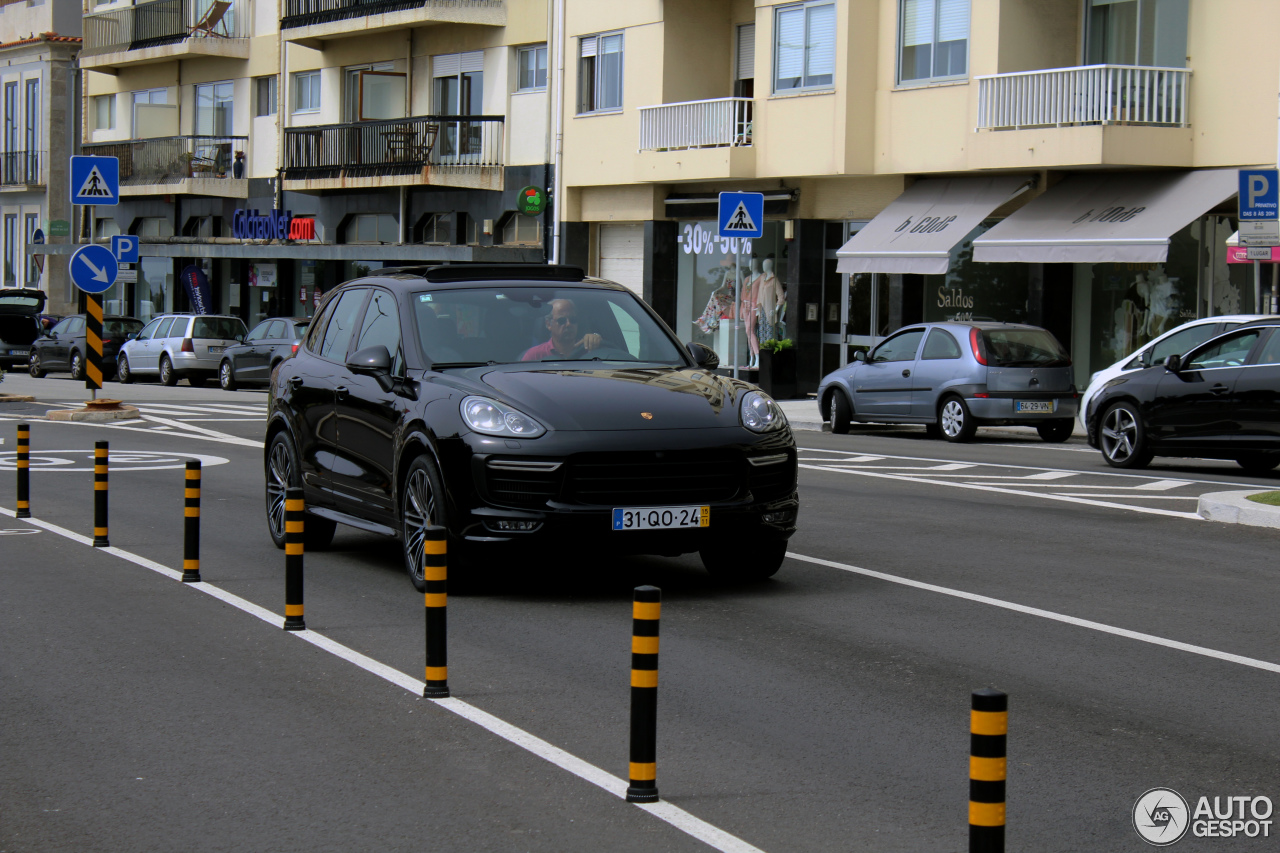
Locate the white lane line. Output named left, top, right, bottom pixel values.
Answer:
left=800, top=463, right=1203, bottom=520
left=1132, top=479, right=1190, bottom=491
left=139, top=415, right=263, bottom=448
left=173, top=418, right=263, bottom=423
left=0, top=504, right=765, bottom=853
left=787, top=551, right=1280, bottom=676
left=1053, top=494, right=1199, bottom=500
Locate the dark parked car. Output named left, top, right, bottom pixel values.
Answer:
left=29, top=314, right=144, bottom=380
left=1087, top=319, right=1280, bottom=473
left=264, top=265, right=799, bottom=589
left=0, top=288, right=47, bottom=371
left=219, top=316, right=310, bottom=390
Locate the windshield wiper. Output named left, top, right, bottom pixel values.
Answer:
left=429, top=360, right=501, bottom=370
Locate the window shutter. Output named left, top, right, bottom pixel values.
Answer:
left=902, top=0, right=934, bottom=47
left=580, top=35, right=597, bottom=58
left=736, top=23, right=755, bottom=80
left=775, top=6, right=804, bottom=79
left=433, top=53, right=460, bottom=77
left=937, top=0, right=969, bottom=42
left=459, top=50, right=484, bottom=73
left=806, top=4, right=835, bottom=78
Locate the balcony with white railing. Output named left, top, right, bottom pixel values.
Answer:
left=635, top=97, right=755, bottom=182
left=976, top=65, right=1191, bottom=130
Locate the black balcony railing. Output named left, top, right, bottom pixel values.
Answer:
left=83, top=136, right=248, bottom=184
left=0, top=150, right=43, bottom=186
left=283, top=116, right=503, bottom=180
left=84, top=0, right=244, bottom=55
left=282, top=0, right=500, bottom=30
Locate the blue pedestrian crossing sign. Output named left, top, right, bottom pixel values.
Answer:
left=718, top=191, right=764, bottom=239
left=69, top=244, right=118, bottom=294
left=70, top=155, right=120, bottom=206
left=111, top=234, right=139, bottom=263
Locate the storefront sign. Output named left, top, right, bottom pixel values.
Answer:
left=679, top=222, right=751, bottom=256
left=249, top=262, right=277, bottom=288
left=516, top=186, right=546, bottom=216
left=299, top=285, right=307, bottom=303
left=47, top=220, right=69, bottom=237
left=232, top=209, right=315, bottom=241
left=1228, top=245, right=1280, bottom=263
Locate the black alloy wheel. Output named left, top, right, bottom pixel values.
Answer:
left=265, top=431, right=336, bottom=549
left=159, top=354, right=177, bottom=387
left=28, top=351, right=44, bottom=378
left=831, top=390, right=853, bottom=435
left=1036, top=419, right=1075, bottom=443
left=1236, top=452, right=1280, bottom=474
left=117, top=354, right=133, bottom=384
left=939, top=396, right=977, bottom=443
left=1099, top=401, right=1153, bottom=469
left=219, top=360, right=237, bottom=391
left=700, top=539, right=786, bottom=581
left=69, top=351, right=83, bottom=381
left=402, top=455, right=447, bottom=593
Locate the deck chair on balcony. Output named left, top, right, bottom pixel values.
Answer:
left=189, top=0, right=232, bottom=37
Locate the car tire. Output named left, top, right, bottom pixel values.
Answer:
left=188, top=375, right=208, bottom=388
left=938, top=396, right=977, bottom=443
left=700, top=539, right=786, bottom=582
left=1099, top=401, right=1153, bottom=469
left=1036, top=419, right=1074, bottom=443
left=28, top=351, right=45, bottom=378
left=219, top=360, right=237, bottom=391
left=159, top=354, right=177, bottom=387
left=1235, top=452, right=1280, bottom=474
left=69, top=350, right=83, bottom=381
left=117, top=354, right=133, bottom=384
left=401, top=454, right=452, bottom=593
left=831, top=390, right=853, bottom=435
left=265, top=431, right=336, bottom=550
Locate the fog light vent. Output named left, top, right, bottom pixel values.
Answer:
left=762, top=510, right=795, bottom=524
left=491, top=519, right=541, bottom=532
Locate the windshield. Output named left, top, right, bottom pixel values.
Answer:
left=413, top=287, right=687, bottom=367
left=980, top=328, right=1070, bottom=367
left=192, top=317, right=247, bottom=340
left=104, top=319, right=143, bottom=338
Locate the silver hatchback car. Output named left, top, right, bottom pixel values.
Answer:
left=817, top=322, right=1079, bottom=442
left=118, top=313, right=247, bottom=387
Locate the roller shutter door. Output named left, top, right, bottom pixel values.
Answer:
left=598, top=224, right=644, bottom=296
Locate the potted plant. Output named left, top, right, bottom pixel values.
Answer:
left=757, top=337, right=797, bottom=400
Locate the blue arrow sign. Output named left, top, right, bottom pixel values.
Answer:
left=111, top=234, right=139, bottom=263
left=70, top=155, right=120, bottom=206
left=69, top=244, right=118, bottom=294
left=718, top=191, right=764, bottom=239
left=1239, top=169, right=1278, bottom=221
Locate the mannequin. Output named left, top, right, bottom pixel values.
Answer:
left=695, top=266, right=736, bottom=334
left=754, top=258, right=785, bottom=353
left=743, top=258, right=763, bottom=368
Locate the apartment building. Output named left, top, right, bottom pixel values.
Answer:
left=558, top=0, right=1280, bottom=394
left=78, top=0, right=552, bottom=327
left=0, top=0, right=80, bottom=314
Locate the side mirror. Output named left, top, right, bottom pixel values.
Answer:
left=127, top=332, right=138, bottom=340
left=853, top=350, right=867, bottom=363
left=1165, top=353, right=1182, bottom=373
left=686, top=341, right=719, bottom=371
left=235, top=334, right=245, bottom=343
left=347, top=344, right=392, bottom=376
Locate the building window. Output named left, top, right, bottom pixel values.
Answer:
left=1084, top=0, right=1188, bottom=68
left=294, top=71, right=321, bottom=113
left=774, top=2, right=835, bottom=92
left=24, top=212, right=37, bottom=286
left=24, top=79, right=38, bottom=154
left=898, top=0, right=970, bottom=84
left=517, top=44, right=547, bottom=91
left=131, top=88, right=168, bottom=136
left=577, top=32, right=623, bottom=113
left=94, top=94, right=116, bottom=130
left=501, top=213, right=541, bottom=245
left=133, top=216, right=173, bottom=238
left=421, top=212, right=455, bottom=244
left=194, top=81, right=234, bottom=135
left=255, top=76, right=277, bottom=117
left=343, top=213, right=397, bottom=244
left=344, top=63, right=402, bottom=122
left=4, top=214, right=15, bottom=287
left=4, top=82, right=16, bottom=156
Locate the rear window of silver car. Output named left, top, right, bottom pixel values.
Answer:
left=980, top=329, right=1070, bottom=367
left=192, top=317, right=247, bottom=340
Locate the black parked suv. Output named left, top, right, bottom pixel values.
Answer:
left=1087, top=318, right=1280, bottom=473
left=0, top=288, right=47, bottom=371
left=264, top=265, right=799, bottom=589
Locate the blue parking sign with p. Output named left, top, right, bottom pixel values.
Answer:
left=70, top=155, right=120, bottom=206
left=112, top=234, right=139, bottom=263
left=1238, top=169, right=1278, bottom=221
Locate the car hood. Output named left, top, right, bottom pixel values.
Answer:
left=439, top=364, right=754, bottom=431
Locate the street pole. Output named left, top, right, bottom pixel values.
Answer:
left=733, top=240, right=741, bottom=380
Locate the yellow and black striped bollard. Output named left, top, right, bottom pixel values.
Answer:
left=84, top=294, right=104, bottom=393
left=283, top=486, right=305, bottom=631
left=15, top=423, right=30, bottom=518
left=182, top=460, right=201, bottom=583
left=970, top=688, right=1007, bottom=853
left=625, top=585, right=661, bottom=804
left=93, top=441, right=109, bottom=547
left=422, top=525, right=449, bottom=698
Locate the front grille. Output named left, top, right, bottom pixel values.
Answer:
left=747, top=454, right=797, bottom=502
left=564, top=452, right=742, bottom=505
left=485, top=460, right=559, bottom=509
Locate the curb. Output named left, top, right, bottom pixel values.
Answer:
left=46, top=405, right=141, bottom=423
left=0, top=393, right=36, bottom=402
left=1197, top=490, right=1280, bottom=529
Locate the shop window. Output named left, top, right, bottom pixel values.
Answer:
left=342, top=213, right=397, bottom=244
left=183, top=216, right=226, bottom=238
left=774, top=2, right=835, bottom=93
left=132, top=217, right=173, bottom=238
left=517, top=44, right=548, bottom=92
left=898, top=0, right=970, bottom=85
left=501, top=213, right=541, bottom=245
left=466, top=214, right=481, bottom=245
left=577, top=32, right=623, bottom=113
left=420, top=212, right=455, bottom=244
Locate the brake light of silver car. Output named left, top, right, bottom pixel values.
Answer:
left=969, top=327, right=987, bottom=366
left=181, top=338, right=194, bottom=353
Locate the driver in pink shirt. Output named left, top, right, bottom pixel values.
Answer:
left=522, top=298, right=603, bottom=361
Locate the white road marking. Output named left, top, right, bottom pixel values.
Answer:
left=18, top=414, right=263, bottom=448
left=0, top=504, right=765, bottom=853
left=1132, top=479, right=1189, bottom=491
left=172, top=418, right=263, bottom=423
left=1054, top=494, right=1199, bottom=500
left=787, top=551, right=1280, bottom=676
left=0, top=449, right=228, bottom=472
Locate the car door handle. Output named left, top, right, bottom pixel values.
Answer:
left=902, top=369, right=911, bottom=378
left=335, top=386, right=349, bottom=401
left=1211, top=384, right=1230, bottom=395
left=288, top=376, right=304, bottom=389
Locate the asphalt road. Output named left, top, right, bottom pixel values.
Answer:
left=3, top=372, right=1279, bottom=852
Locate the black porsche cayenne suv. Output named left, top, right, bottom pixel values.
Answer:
left=264, top=265, right=799, bottom=588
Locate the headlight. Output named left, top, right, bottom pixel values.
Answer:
left=740, top=390, right=785, bottom=433
left=460, top=396, right=546, bottom=438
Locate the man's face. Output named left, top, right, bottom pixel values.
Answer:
left=547, top=301, right=579, bottom=350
